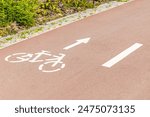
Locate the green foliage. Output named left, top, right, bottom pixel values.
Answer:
left=0, top=0, right=38, bottom=27
left=0, top=0, right=125, bottom=37
left=36, top=0, right=95, bottom=24
left=62, top=0, right=94, bottom=9
left=38, top=0, right=94, bottom=16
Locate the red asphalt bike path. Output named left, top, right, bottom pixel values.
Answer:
left=0, top=0, right=150, bottom=99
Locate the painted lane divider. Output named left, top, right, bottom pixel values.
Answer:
left=63, top=37, right=91, bottom=50
left=102, top=43, right=143, bottom=68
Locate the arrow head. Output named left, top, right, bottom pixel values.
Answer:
left=77, top=37, right=91, bottom=44
left=63, top=37, right=91, bottom=50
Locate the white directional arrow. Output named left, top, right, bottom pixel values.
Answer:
left=63, top=37, right=91, bottom=50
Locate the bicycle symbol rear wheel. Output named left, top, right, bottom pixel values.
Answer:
left=5, top=53, right=33, bottom=63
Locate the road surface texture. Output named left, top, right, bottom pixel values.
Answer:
left=0, top=0, right=150, bottom=100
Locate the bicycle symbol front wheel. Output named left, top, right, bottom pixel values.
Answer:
left=39, top=61, right=65, bottom=73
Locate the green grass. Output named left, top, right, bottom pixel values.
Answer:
left=5, top=37, right=13, bottom=41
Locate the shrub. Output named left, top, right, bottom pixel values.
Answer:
left=0, top=0, right=38, bottom=27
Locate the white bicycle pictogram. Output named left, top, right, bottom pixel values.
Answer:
left=5, top=50, right=66, bottom=73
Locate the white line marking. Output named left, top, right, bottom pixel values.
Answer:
left=102, top=43, right=143, bottom=68
left=63, top=37, right=91, bottom=50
